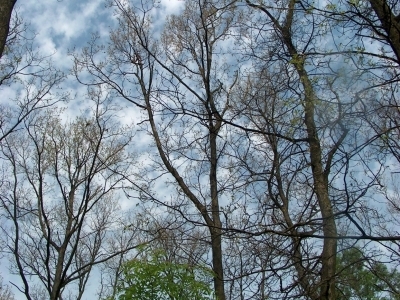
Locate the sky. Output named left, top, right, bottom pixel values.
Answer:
left=2, top=0, right=400, bottom=299
left=2, top=0, right=185, bottom=299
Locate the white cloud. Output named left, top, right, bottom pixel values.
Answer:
left=160, top=0, right=185, bottom=15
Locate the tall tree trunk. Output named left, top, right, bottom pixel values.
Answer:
left=144, top=87, right=226, bottom=300
left=245, top=0, right=339, bottom=297
left=285, top=31, right=337, bottom=300
left=210, top=123, right=225, bottom=300
left=0, top=0, right=16, bottom=58
left=280, top=2, right=338, bottom=297
left=300, top=66, right=338, bottom=300
left=368, top=0, right=400, bottom=64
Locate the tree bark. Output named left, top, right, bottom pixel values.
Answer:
left=0, top=0, right=16, bottom=59
left=284, top=25, right=338, bottom=300
left=300, top=66, right=337, bottom=300
left=209, top=118, right=225, bottom=300
left=368, top=0, right=400, bottom=64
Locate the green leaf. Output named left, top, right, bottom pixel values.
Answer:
left=112, top=249, right=216, bottom=300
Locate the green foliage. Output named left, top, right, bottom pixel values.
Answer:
left=111, top=249, right=216, bottom=300
left=336, top=247, right=400, bottom=300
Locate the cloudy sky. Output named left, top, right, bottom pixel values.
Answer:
left=15, top=0, right=184, bottom=98
left=2, top=0, right=184, bottom=298
left=3, top=0, right=398, bottom=298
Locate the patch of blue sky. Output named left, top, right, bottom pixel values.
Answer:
left=18, top=0, right=113, bottom=58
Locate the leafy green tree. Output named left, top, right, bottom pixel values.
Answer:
left=110, top=249, right=215, bottom=300
left=336, top=247, right=400, bottom=300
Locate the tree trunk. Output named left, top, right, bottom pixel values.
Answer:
left=368, top=0, right=400, bottom=64
left=210, top=124, right=225, bottom=300
left=0, top=0, right=16, bottom=58
left=245, top=0, right=338, bottom=297
left=295, top=59, right=338, bottom=300
left=281, top=2, right=338, bottom=297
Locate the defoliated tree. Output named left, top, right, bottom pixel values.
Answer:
left=74, top=1, right=239, bottom=299
left=0, top=92, right=141, bottom=300
left=73, top=0, right=400, bottom=299
left=0, top=6, right=66, bottom=144
left=0, top=276, right=14, bottom=300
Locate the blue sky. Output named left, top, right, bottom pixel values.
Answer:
left=2, top=1, right=185, bottom=299
left=2, top=0, right=400, bottom=299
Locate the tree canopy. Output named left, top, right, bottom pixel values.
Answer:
left=1, top=0, right=400, bottom=299
left=336, top=247, right=400, bottom=300
left=109, top=248, right=215, bottom=300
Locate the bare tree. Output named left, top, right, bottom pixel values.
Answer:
left=73, top=0, right=400, bottom=299
left=230, top=1, right=345, bottom=297
left=0, top=90, right=142, bottom=300
left=234, top=1, right=400, bottom=299
left=74, top=1, right=240, bottom=299
left=0, top=8, right=66, bottom=144
left=316, top=0, right=400, bottom=66
left=316, top=0, right=400, bottom=273
left=0, top=276, right=15, bottom=300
